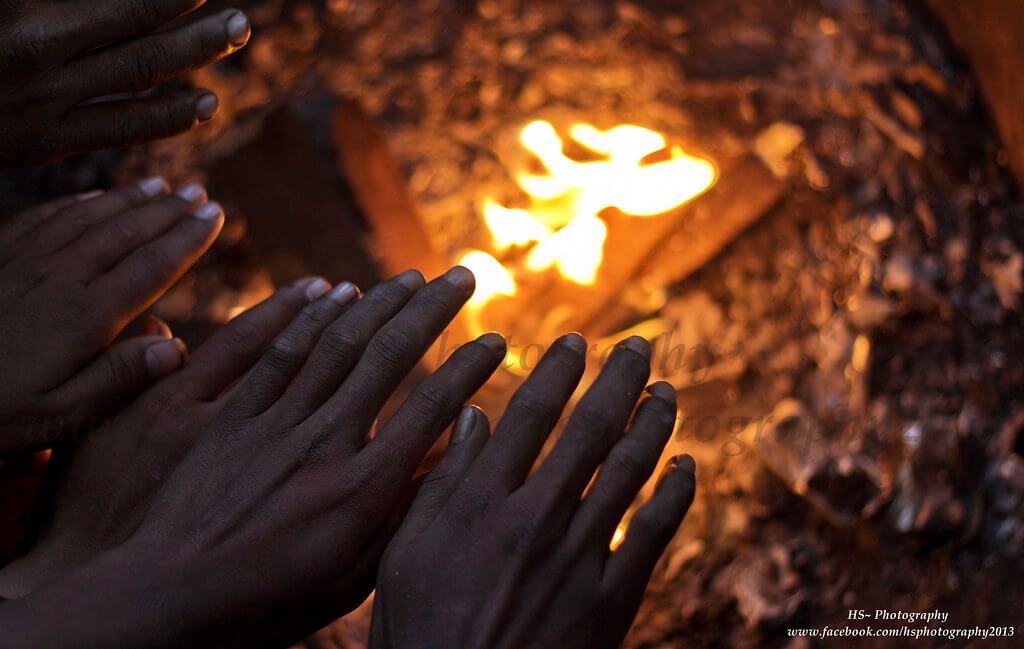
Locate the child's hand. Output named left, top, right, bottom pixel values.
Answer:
left=0, top=267, right=507, bottom=649
left=370, top=335, right=696, bottom=649
left=0, top=179, right=224, bottom=454
left=0, top=276, right=335, bottom=598
left=0, top=0, right=250, bottom=167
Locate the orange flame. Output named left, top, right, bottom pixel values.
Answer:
left=466, top=120, right=716, bottom=312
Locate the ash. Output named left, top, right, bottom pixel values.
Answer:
left=3, top=0, right=1023, bottom=647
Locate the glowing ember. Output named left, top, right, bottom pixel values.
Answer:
left=470, top=119, right=717, bottom=304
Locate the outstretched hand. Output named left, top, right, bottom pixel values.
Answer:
left=371, top=335, right=696, bottom=649
left=0, top=0, right=250, bottom=167
left=0, top=276, right=335, bottom=598
left=0, top=179, right=224, bottom=454
left=0, top=267, right=507, bottom=649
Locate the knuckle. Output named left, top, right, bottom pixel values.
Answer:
left=603, top=444, right=646, bottom=480
left=111, top=103, right=140, bottom=146
left=104, top=350, right=143, bottom=394
left=500, top=500, right=542, bottom=557
left=216, top=318, right=263, bottom=356
left=289, top=429, right=330, bottom=465
left=417, top=284, right=460, bottom=312
left=368, top=328, right=417, bottom=369
left=124, top=44, right=163, bottom=87
left=263, top=336, right=306, bottom=371
left=406, top=381, right=452, bottom=419
left=571, top=402, right=615, bottom=437
left=631, top=509, right=671, bottom=539
left=318, top=323, right=360, bottom=360
left=364, top=282, right=408, bottom=309
left=4, top=19, right=56, bottom=65
left=121, top=0, right=163, bottom=32
left=154, top=99, right=186, bottom=135
left=509, top=387, right=558, bottom=421
left=110, top=216, right=138, bottom=244
left=294, top=301, right=339, bottom=333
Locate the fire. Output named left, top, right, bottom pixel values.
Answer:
left=464, top=120, right=716, bottom=311
left=458, top=249, right=517, bottom=308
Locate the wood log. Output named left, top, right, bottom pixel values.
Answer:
left=468, top=155, right=784, bottom=344
left=207, top=104, right=380, bottom=290
left=332, top=98, right=449, bottom=281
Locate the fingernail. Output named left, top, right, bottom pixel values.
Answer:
left=477, top=332, right=507, bottom=361
left=648, top=381, right=676, bottom=402
left=449, top=406, right=478, bottom=447
left=560, top=332, right=587, bottom=355
left=396, top=269, right=425, bottom=291
left=175, top=182, right=206, bottom=203
left=75, top=190, right=104, bottom=202
left=669, top=454, right=696, bottom=475
left=145, top=338, right=187, bottom=379
left=303, top=278, right=331, bottom=301
left=142, top=315, right=172, bottom=339
left=226, top=12, right=251, bottom=47
left=329, top=281, right=359, bottom=305
left=621, top=335, right=651, bottom=359
left=444, top=265, right=475, bottom=290
left=195, top=93, right=219, bottom=121
left=139, top=176, right=169, bottom=197
left=193, top=201, right=223, bottom=221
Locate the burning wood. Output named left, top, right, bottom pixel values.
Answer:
left=456, top=119, right=719, bottom=341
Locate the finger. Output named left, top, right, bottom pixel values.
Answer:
left=318, top=266, right=475, bottom=436
left=66, top=10, right=251, bottom=100
left=398, top=405, right=491, bottom=538
left=63, top=188, right=204, bottom=276
left=169, top=278, right=334, bottom=401
left=59, top=89, right=220, bottom=155
left=568, top=383, right=677, bottom=550
left=522, top=337, right=651, bottom=519
left=357, top=334, right=504, bottom=487
left=20, top=178, right=170, bottom=259
left=44, top=335, right=187, bottom=419
left=603, top=455, right=696, bottom=597
left=0, top=193, right=96, bottom=264
left=141, top=315, right=173, bottom=339
left=221, top=280, right=360, bottom=418
left=54, top=0, right=206, bottom=54
left=462, top=333, right=586, bottom=496
left=267, top=271, right=422, bottom=425
left=86, top=201, right=224, bottom=332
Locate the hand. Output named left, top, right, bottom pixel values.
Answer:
left=0, top=178, right=224, bottom=454
left=0, top=0, right=250, bottom=167
left=0, top=276, right=337, bottom=598
left=370, top=335, right=697, bottom=649
left=0, top=267, right=507, bottom=649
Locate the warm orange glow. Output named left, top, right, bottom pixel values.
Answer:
left=474, top=120, right=717, bottom=301
left=525, top=213, right=607, bottom=284
left=610, top=524, right=626, bottom=551
left=457, top=249, right=517, bottom=309
left=482, top=200, right=552, bottom=251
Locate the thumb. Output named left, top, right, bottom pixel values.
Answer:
left=49, top=335, right=188, bottom=423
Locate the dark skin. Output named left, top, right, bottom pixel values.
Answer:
left=0, top=267, right=510, bottom=648
left=0, top=275, right=344, bottom=597
left=0, top=0, right=250, bottom=167
left=0, top=179, right=225, bottom=455
left=370, top=335, right=696, bottom=649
